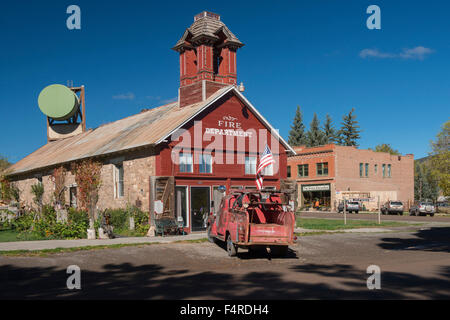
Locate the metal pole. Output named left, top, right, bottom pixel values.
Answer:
left=378, top=195, right=381, bottom=225
left=343, top=197, right=347, bottom=225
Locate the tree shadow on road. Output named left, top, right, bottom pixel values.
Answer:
left=1, top=261, right=449, bottom=299
left=378, top=227, right=450, bottom=253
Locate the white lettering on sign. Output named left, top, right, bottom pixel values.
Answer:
left=302, top=184, right=330, bottom=192
left=205, top=128, right=252, bottom=137
left=205, top=115, right=251, bottom=137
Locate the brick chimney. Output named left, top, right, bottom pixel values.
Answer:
left=173, top=11, right=244, bottom=107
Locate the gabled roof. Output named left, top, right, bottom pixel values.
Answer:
left=8, top=86, right=294, bottom=176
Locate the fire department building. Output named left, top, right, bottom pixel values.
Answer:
left=7, top=12, right=295, bottom=233
left=287, top=144, right=414, bottom=211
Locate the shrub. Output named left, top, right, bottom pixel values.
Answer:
left=104, top=208, right=128, bottom=230
left=68, top=208, right=89, bottom=225
left=31, top=183, right=44, bottom=212
left=71, top=160, right=102, bottom=229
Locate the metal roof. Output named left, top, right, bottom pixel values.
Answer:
left=8, top=86, right=295, bottom=176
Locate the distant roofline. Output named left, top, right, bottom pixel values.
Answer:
left=289, top=143, right=413, bottom=158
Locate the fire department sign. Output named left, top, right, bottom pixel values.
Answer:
left=204, top=115, right=253, bottom=137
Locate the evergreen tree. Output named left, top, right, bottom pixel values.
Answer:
left=288, top=105, right=307, bottom=146
left=306, top=113, right=326, bottom=147
left=338, top=108, right=361, bottom=146
left=415, top=161, right=439, bottom=201
left=372, top=144, right=400, bottom=155
left=322, top=114, right=337, bottom=144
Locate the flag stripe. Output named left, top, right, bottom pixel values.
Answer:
left=256, top=144, right=274, bottom=190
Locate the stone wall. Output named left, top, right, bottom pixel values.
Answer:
left=10, top=147, right=156, bottom=212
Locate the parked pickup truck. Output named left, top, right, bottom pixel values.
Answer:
left=381, top=201, right=404, bottom=215
left=207, top=189, right=296, bottom=257
left=338, top=201, right=360, bottom=214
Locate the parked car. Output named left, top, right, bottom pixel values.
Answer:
left=409, top=201, right=436, bottom=216
left=337, top=201, right=360, bottom=214
left=381, top=201, right=404, bottom=215
left=207, top=189, right=296, bottom=257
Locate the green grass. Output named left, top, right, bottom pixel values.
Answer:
left=0, top=229, right=57, bottom=242
left=296, top=218, right=411, bottom=230
left=0, top=230, right=20, bottom=242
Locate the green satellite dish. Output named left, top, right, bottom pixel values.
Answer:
left=38, top=84, right=80, bottom=121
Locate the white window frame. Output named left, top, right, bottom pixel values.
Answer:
left=113, top=163, right=124, bottom=199
left=179, top=152, right=193, bottom=173
left=245, top=156, right=257, bottom=175
left=199, top=153, right=212, bottom=173
left=261, top=163, right=273, bottom=176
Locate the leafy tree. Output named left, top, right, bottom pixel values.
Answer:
left=429, top=120, right=450, bottom=196
left=52, top=166, right=67, bottom=208
left=414, top=161, right=439, bottom=201
left=0, top=155, right=10, bottom=172
left=322, top=114, right=338, bottom=144
left=306, top=113, right=326, bottom=147
left=337, top=108, right=361, bottom=146
left=372, top=144, right=400, bottom=155
left=71, top=160, right=102, bottom=229
left=288, top=106, right=307, bottom=146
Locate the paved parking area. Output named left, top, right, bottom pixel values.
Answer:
left=1, top=224, right=449, bottom=299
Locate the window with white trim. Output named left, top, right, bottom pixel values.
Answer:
left=114, top=163, right=124, bottom=198
left=261, top=163, right=273, bottom=176
left=179, top=153, right=193, bottom=173
left=245, top=156, right=257, bottom=174
left=199, top=153, right=212, bottom=173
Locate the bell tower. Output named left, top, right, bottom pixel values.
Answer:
left=173, top=11, right=244, bottom=107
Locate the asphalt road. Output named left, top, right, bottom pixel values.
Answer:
left=299, top=211, right=450, bottom=223
left=0, top=226, right=449, bottom=299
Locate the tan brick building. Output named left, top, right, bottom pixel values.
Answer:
left=287, top=144, right=414, bottom=211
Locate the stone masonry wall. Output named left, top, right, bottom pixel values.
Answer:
left=11, top=147, right=156, bottom=212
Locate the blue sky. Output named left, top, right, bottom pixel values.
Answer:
left=1, top=0, right=449, bottom=163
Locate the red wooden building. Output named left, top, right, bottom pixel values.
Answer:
left=8, top=11, right=295, bottom=233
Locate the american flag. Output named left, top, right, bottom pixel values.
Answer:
left=256, top=144, right=275, bottom=190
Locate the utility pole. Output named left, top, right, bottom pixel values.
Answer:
left=343, top=197, right=347, bottom=225
left=378, top=195, right=381, bottom=225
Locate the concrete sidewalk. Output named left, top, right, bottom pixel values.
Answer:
left=294, top=227, right=394, bottom=234
left=0, top=233, right=207, bottom=252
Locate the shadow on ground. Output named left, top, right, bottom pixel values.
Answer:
left=1, top=262, right=448, bottom=299
left=378, top=227, right=450, bottom=253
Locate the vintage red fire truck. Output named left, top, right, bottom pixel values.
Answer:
left=206, top=189, right=296, bottom=257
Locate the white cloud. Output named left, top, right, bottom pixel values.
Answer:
left=359, top=49, right=395, bottom=59
left=112, top=92, right=135, bottom=100
left=398, top=46, right=434, bottom=60
left=359, top=46, right=434, bottom=60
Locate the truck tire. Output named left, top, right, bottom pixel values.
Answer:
left=226, top=234, right=237, bottom=257
left=429, top=213, right=434, bottom=217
